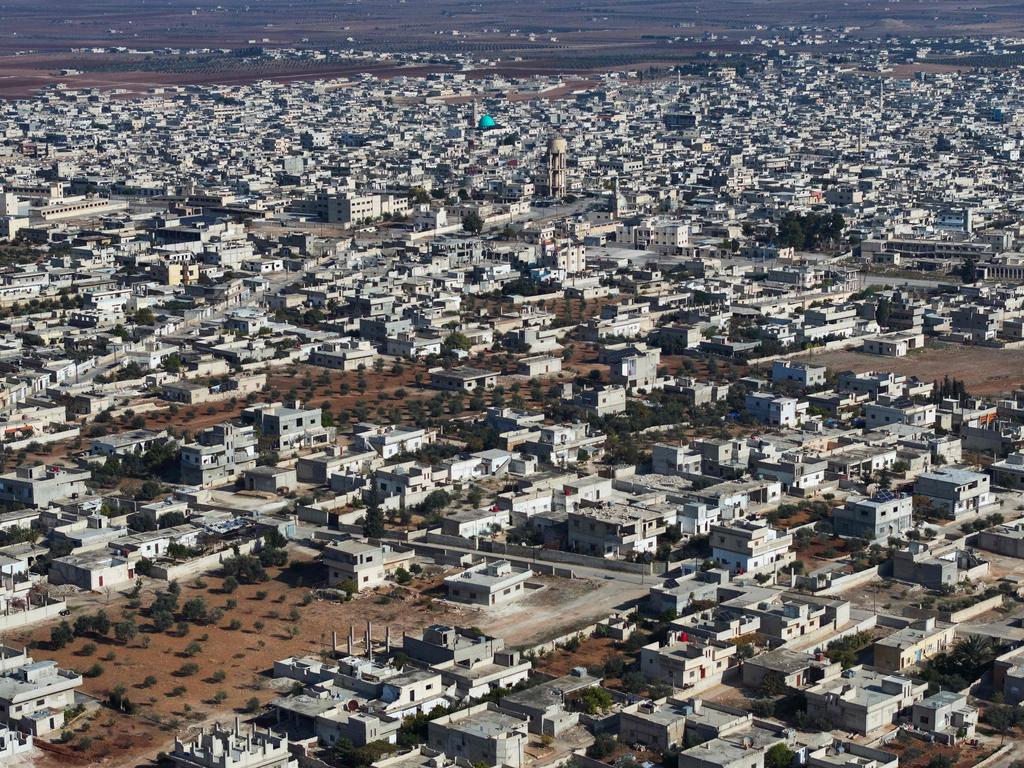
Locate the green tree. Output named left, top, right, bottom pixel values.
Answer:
left=114, top=619, right=138, bottom=645
left=765, top=744, right=796, bottom=768
left=960, top=257, right=979, bottom=284
left=760, top=671, right=787, bottom=696
left=151, top=609, right=174, bottom=633
left=50, top=621, right=74, bottom=649
left=74, top=614, right=95, bottom=637
left=181, top=597, right=208, bottom=623
left=576, top=687, right=614, bottom=714
left=363, top=495, right=385, bottom=539
left=443, top=332, right=473, bottom=352
left=587, top=733, right=616, bottom=759
left=462, top=210, right=484, bottom=235
left=92, top=610, right=111, bottom=636
left=162, top=354, right=182, bottom=374
left=982, top=703, right=1022, bottom=744
left=875, top=297, right=891, bottom=326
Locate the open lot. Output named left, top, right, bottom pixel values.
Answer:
left=793, top=343, right=1024, bottom=396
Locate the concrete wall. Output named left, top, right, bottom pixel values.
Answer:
left=819, top=565, right=882, bottom=597
left=483, top=540, right=660, bottom=575
left=148, top=538, right=262, bottom=581
left=0, top=599, right=66, bottom=631
left=746, top=334, right=867, bottom=366
left=416, top=529, right=660, bottom=575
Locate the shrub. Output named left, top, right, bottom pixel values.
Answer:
left=575, top=687, right=614, bottom=714
left=222, top=576, right=239, bottom=594
left=211, top=670, right=226, bottom=683
left=78, top=642, right=97, bottom=657
left=85, top=663, right=104, bottom=678
left=142, top=675, right=158, bottom=688
left=176, top=663, right=199, bottom=677
left=228, top=619, right=242, bottom=631
left=244, top=697, right=261, bottom=713
left=183, top=641, right=202, bottom=657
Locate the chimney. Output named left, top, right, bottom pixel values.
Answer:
left=332, top=630, right=337, bottom=651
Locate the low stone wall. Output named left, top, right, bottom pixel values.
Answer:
left=7, top=427, right=81, bottom=452
left=970, top=744, right=1014, bottom=768
left=902, top=593, right=1004, bottom=624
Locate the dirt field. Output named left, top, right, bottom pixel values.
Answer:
left=477, top=575, right=646, bottom=648
left=885, top=732, right=995, bottom=768
left=12, top=545, right=644, bottom=768
left=13, top=557, right=470, bottom=767
left=793, top=343, right=1024, bottom=397
left=534, top=635, right=620, bottom=677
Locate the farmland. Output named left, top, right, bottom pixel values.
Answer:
left=1, top=0, right=1024, bottom=97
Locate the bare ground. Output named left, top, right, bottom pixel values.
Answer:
left=793, top=343, right=1024, bottom=397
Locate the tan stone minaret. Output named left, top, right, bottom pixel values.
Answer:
left=547, top=135, right=568, bottom=199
